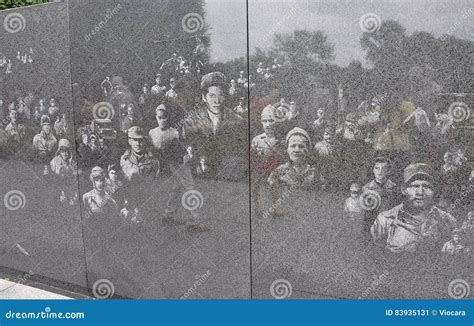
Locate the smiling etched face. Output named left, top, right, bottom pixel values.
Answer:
left=403, top=179, right=434, bottom=211
left=287, top=135, right=308, bottom=163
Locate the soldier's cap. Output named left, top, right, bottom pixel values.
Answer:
left=155, top=73, right=161, bottom=77
left=155, top=104, right=170, bottom=116
left=350, top=183, right=361, bottom=192
left=128, top=126, right=147, bottom=139
left=90, top=166, right=105, bottom=182
left=374, top=156, right=390, bottom=165
left=345, top=113, right=357, bottom=123
left=111, top=76, right=124, bottom=87
left=201, top=72, right=227, bottom=91
left=452, top=228, right=463, bottom=235
left=261, top=104, right=276, bottom=118
left=286, top=127, right=311, bottom=147
left=323, top=125, right=336, bottom=134
left=57, top=139, right=71, bottom=151
left=403, top=163, right=433, bottom=184
left=40, top=115, right=51, bottom=125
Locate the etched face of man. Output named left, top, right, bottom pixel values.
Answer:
left=323, top=130, right=333, bottom=143
left=203, top=85, right=225, bottom=113
left=373, top=161, right=389, bottom=183
left=402, top=179, right=434, bottom=211
left=129, top=136, right=146, bottom=155
left=42, top=123, right=51, bottom=134
left=261, top=113, right=276, bottom=136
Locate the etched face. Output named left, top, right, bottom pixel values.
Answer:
left=444, top=152, right=456, bottom=165
left=155, top=107, right=169, bottom=129
left=261, top=115, right=276, bottom=135
left=350, top=188, right=360, bottom=199
left=203, top=85, right=225, bottom=113
left=9, top=111, right=17, bottom=123
left=108, top=170, right=117, bottom=181
left=323, top=131, right=333, bottom=142
left=129, top=137, right=145, bottom=154
left=317, top=108, right=325, bottom=119
left=94, top=177, right=105, bottom=191
left=127, top=106, right=134, bottom=117
left=373, top=162, right=389, bottom=183
left=59, top=148, right=69, bottom=160
left=403, top=180, right=434, bottom=210
left=42, top=124, right=51, bottom=134
left=287, top=135, right=308, bottom=163
left=453, top=234, right=460, bottom=243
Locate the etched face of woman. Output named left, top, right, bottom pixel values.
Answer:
left=287, top=135, right=308, bottom=164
